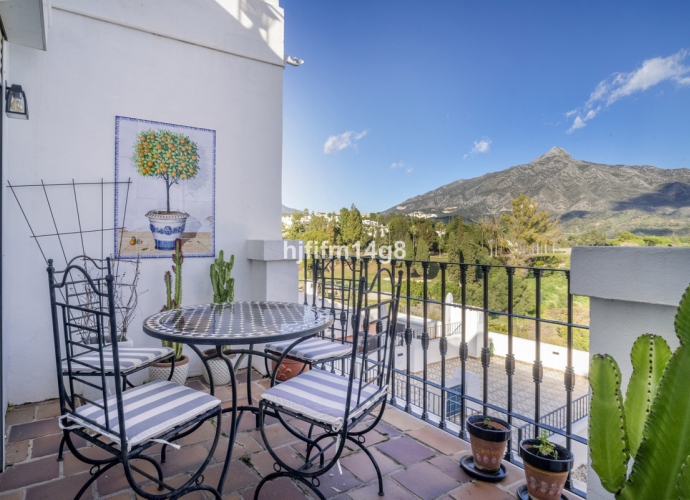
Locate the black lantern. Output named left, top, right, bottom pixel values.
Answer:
left=5, top=84, right=28, bottom=120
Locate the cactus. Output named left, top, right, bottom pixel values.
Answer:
left=589, top=283, right=690, bottom=499
left=160, top=239, right=184, bottom=360
left=210, top=250, right=235, bottom=303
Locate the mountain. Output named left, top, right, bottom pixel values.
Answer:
left=282, top=205, right=298, bottom=214
left=385, top=147, right=690, bottom=235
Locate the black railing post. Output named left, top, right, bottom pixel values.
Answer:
left=533, top=268, right=544, bottom=438
left=504, top=266, right=515, bottom=460
left=459, top=261, right=468, bottom=440
left=311, top=252, right=318, bottom=307
left=565, top=270, right=576, bottom=490
left=303, top=252, right=308, bottom=305
left=421, top=260, right=430, bottom=421
left=481, top=265, right=490, bottom=415
left=439, top=263, right=448, bottom=430
left=390, top=259, right=399, bottom=407
left=404, top=260, right=413, bottom=413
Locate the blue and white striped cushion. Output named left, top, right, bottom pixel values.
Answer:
left=70, top=381, right=220, bottom=449
left=64, top=347, right=173, bottom=373
left=265, top=338, right=352, bottom=361
left=261, top=369, right=387, bottom=431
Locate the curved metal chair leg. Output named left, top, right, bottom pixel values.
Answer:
left=75, top=461, right=117, bottom=500
left=348, top=435, right=384, bottom=496
left=57, top=434, right=67, bottom=461
left=131, top=454, right=166, bottom=491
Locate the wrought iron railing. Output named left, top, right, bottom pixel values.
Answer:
left=299, top=254, right=589, bottom=497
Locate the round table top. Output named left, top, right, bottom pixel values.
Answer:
left=142, top=301, right=335, bottom=345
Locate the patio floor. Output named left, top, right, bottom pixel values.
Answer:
left=0, top=371, right=585, bottom=500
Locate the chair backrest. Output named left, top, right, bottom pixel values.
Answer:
left=48, top=256, right=127, bottom=447
left=343, top=267, right=403, bottom=420
left=314, top=256, right=358, bottom=345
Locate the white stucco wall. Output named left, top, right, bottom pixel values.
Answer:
left=2, top=0, right=285, bottom=404
left=571, top=247, right=690, bottom=500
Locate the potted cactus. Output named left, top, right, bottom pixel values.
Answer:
left=201, top=251, right=236, bottom=386
left=466, top=415, right=511, bottom=474
left=518, top=430, right=574, bottom=499
left=149, top=239, right=189, bottom=384
left=132, top=129, right=200, bottom=250
left=588, top=282, right=690, bottom=499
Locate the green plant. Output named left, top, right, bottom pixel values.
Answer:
left=160, top=239, right=185, bottom=361
left=533, top=430, right=558, bottom=459
left=589, top=283, right=690, bottom=499
left=132, top=129, right=200, bottom=213
left=210, top=250, right=235, bottom=303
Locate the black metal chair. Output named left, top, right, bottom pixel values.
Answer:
left=254, top=268, right=403, bottom=499
left=48, top=257, right=223, bottom=500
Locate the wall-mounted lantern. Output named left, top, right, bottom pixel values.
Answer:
left=5, top=84, right=28, bottom=120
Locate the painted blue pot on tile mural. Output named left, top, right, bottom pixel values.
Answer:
left=146, top=210, right=189, bottom=250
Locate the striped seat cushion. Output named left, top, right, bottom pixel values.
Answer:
left=69, top=381, right=220, bottom=449
left=265, top=338, right=352, bottom=361
left=261, top=369, right=387, bottom=431
left=64, top=347, right=173, bottom=374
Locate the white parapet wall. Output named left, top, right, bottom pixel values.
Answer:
left=571, top=247, right=690, bottom=500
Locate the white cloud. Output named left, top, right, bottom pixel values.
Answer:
left=463, top=137, right=492, bottom=159
left=566, top=48, right=690, bottom=133
left=323, top=130, right=367, bottom=154
left=390, top=161, right=405, bottom=169
left=406, top=168, right=414, bottom=174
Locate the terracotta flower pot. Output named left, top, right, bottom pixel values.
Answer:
left=148, top=355, right=190, bottom=385
left=519, top=438, right=574, bottom=500
left=201, top=348, right=236, bottom=386
left=466, top=415, right=511, bottom=473
left=271, top=357, right=309, bottom=382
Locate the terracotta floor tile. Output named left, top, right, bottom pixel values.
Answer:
left=392, top=461, right=459, bottom=500
left=0, top=456, right=60, bottom=492
left=96, top=462, right=156, bottom=497
left=136, top=473, right=206, bottom=500
left=240, top=476, right=311, bottom=500
left=7, top=418, right=60, bottom=443
left=313, top=466, right=361, bottom=498
left=5, top=440, right=29, bottom=465
left=36, top=402, right=61, bottom=420
left=450, top=481, right=515, bottom=499
left=203, top=460, right=260, bottom=492
left=380, top=408, right=426, bottom=431
left=250, top=447, right=304, bottom=478
left=373, top=422, right=403, bottom=439
left=340, top=448, right=402, bottom=483
left=376, top=437, right=435, bottom=466
left=160, top=444, right=212, bottom=477
left=63, top=446, right=114, bottom=476
left=32, top=433, right=87, bottom=459
left=25, top=471, right=94, bottom=500
left=407, top=426, right=471, bottom=455
left=5, top=406, right=36, bottom=426
left=428, top=455, right=473, bottom=484
left=102, top=494, right=133, bottom=500
left=249, top=423, right=301, bottom=448
left=175, top=421, right=218, bottom=446
left=0, top=491, right=24, bottom=500
left=347, top=477, right=416, bottom=500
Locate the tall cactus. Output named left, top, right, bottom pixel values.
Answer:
left=210, top=250, right=235, bottom=303
left=589, top=283, right=690, bottom=498
left=160, top=239, right=184, bottom=360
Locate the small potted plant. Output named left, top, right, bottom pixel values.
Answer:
left=132, top=129, right=200, bottom=250
left=465, top=415, right=511, bottom=475
left=149, top=239, right=190, bottom=384
left=201, top=250, right=235, bottom=386
left=518, top=430, right=574, bottom=500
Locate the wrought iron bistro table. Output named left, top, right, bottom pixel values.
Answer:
left=143, top=301, right=334, bottom=494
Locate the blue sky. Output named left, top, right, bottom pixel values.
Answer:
left=280, top=1, right=690, bottom=214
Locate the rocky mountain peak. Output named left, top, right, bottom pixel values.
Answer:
left=533, top=146, right=571, bottom=162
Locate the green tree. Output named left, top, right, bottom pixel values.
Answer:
left=413, top=237, right=430, bottom=275
left=501, top=194, right=558, bottom=263
left=388, top=215, right=411, bottom=243
left=403, top=233, right=414, bottom=262
left=340, top=204, right=363, bottom=245
left=578, top=229, right=607, bottom=246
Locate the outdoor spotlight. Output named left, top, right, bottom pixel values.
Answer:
left=5, top=83, right=28, bottom=120
left=285, top=55, right=304, bottom=67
